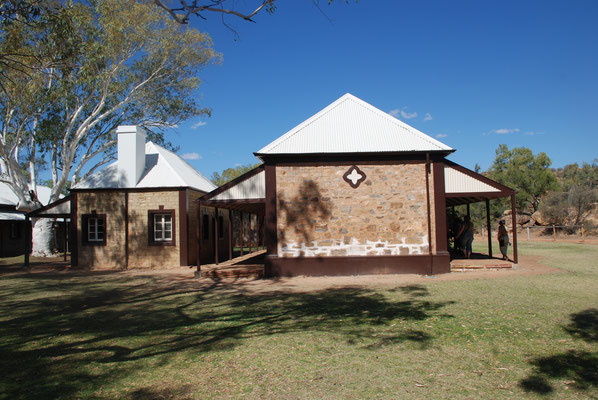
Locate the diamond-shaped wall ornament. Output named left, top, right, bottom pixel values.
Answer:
left=343, top=165, right=367, bottom=189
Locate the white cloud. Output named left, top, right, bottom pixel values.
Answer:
left=388, top=108, right=417, bottom=120
left=436, top=133, right=448, bottom=138
left=424, top=113, right=433, bottom=121
left=388, top=109, right=401, bottom=117
left=491, top=128, right=520, bottom=135
left=192, top=121, right=207, bottom=129
left=525, top=131, right=544, bottom=136
left=181, top=152, right=202, bottom=160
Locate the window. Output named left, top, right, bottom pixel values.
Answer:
left=148, top=209, right=175, bottom=246
left=82, top=214, right=106, bottom=246
left=154, top=214, right=173, bottom=241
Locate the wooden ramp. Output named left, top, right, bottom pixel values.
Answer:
left=199, top=250, right=266, bottom=279
left=450, top=255, right=514, bottom=272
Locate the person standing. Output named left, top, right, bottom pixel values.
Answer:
left=497, top=220, right=510, bottom=261
left=456, top=216, right=474, bottom=259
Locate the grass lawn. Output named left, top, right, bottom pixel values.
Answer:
left=0, top=242, right=596, bottom=399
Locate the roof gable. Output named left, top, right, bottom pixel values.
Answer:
left=73, top=142, right=216, bottom=192
left=256, top=93, right=454, bottom=156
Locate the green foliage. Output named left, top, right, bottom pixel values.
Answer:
left=539, top=161, right=598, bottom=226
left=210, top=163, right=261, bottom=186
left=0, top=0, right=219, bottom=206
left=539, top=191, right=570, bottom=225
left=556, top=160, right=598, bottom=191
left=487, top=144, right=559, bottom=212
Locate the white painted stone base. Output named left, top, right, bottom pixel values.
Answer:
left=279, top=236, right=428, bottom=257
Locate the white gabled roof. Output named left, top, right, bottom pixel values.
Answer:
left=0, top=182, right=56, bottom=207
left=256, top=93, right=454, bottom=156
left=73, top=142, right=216, bottom=193
left=212, top=170, right=265, bottom=201
left=444, top=165, right=501, bottom=193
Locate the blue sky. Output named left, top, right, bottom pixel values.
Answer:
left=167, top=0, right=598, bottom=178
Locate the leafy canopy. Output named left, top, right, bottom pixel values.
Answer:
left=211, top=163, right=261, bottom=186
left=0, top=0, right=219, bottom=207
left=487, top=144, right=558, bottom=212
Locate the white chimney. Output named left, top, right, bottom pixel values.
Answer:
left=117, top=125, right=146, bottom=188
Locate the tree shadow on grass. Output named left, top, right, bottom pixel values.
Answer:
left=520, top=308, right=598, bottom=394
left=0, top=272, right=453, bottom=399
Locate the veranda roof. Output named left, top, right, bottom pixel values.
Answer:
left=444, top=160, right=515, bottom=206
left=199, top=165, right=265, bottom=215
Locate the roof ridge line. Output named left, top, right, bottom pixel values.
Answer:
left=148, top=142, right=216, bottom=190
left=260, top=93, right=353, bottom=153
left=349, top=96, right=451, bottom=151
left=148, top=143, right=187, bottom=187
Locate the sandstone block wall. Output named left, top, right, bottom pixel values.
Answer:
left=77, top=190, right=182, bottom=269
left=78, top=192, right=126, bottom=268
left=276, top=163, right=433, bottom=257
left=127, top=191, right=180, bottom=268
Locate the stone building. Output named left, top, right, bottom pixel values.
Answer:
left=201, top=93, right=518, bottom=276
left=29, top=94, right=517, bottom=274
left=61, top=126, right=225, bottom=269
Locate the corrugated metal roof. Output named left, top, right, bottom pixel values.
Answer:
left=73, top=142, right=216, bottom=193
left=0, top=212, right=25, bottom=221
left=256, top=93, right=454, bottom=156
left=211, top=170, right=265, bottom=201
left=0, top=182, right=56, bottom=207
left=444, top=166, right=501, bottom=193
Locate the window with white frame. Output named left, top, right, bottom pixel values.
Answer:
left=148, top=209, right=175, bottom=246
left=153, top=213, right=173, bottom=242
left=82, top=214, right=106, bottom=246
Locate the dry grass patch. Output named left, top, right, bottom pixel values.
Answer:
left=0, top=241, right=596, bottom=399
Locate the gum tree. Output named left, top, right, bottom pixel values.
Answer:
left=0, top=0, right=218, bottom=255
left=487, top=144, right=559, bottom=213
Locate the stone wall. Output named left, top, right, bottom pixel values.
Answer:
left=77, top=192, right=126, bottom=268
left=276, top=163, right=432, bottom=257
left=77, top=190, right=183, bottom=269
left=127, top=191, right=180, bottom=268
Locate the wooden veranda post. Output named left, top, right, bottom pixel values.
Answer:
left=248, top=214, right=252, bottom=254
left=510, top=195, right=518, bottom=263
left=240, top=211, right=244, bottom=256
left=24, top=216, right=31, bottom=267
left=214, top=207, right=219, bottom=265
left=228, top=210, right=233, bottom=261
left=63, top=220, right=68, bottom=261
left=485, top=199, right=492, bottom=258
left=196, top=204, right=201, bottom=273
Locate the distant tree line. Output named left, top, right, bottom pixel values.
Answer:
left=462, top=144, right=598, bottom=230
left=210, top=163, right=261, bottom=186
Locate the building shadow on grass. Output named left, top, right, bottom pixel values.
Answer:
left=0, top=272, right=453, bottom=399
left=519, top=308, right=598, bottom=394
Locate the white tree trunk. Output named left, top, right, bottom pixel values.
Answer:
left=31, top=218, right=56, bottom=257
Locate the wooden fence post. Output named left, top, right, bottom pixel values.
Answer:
left=553, top=224, right=556, bottom=241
